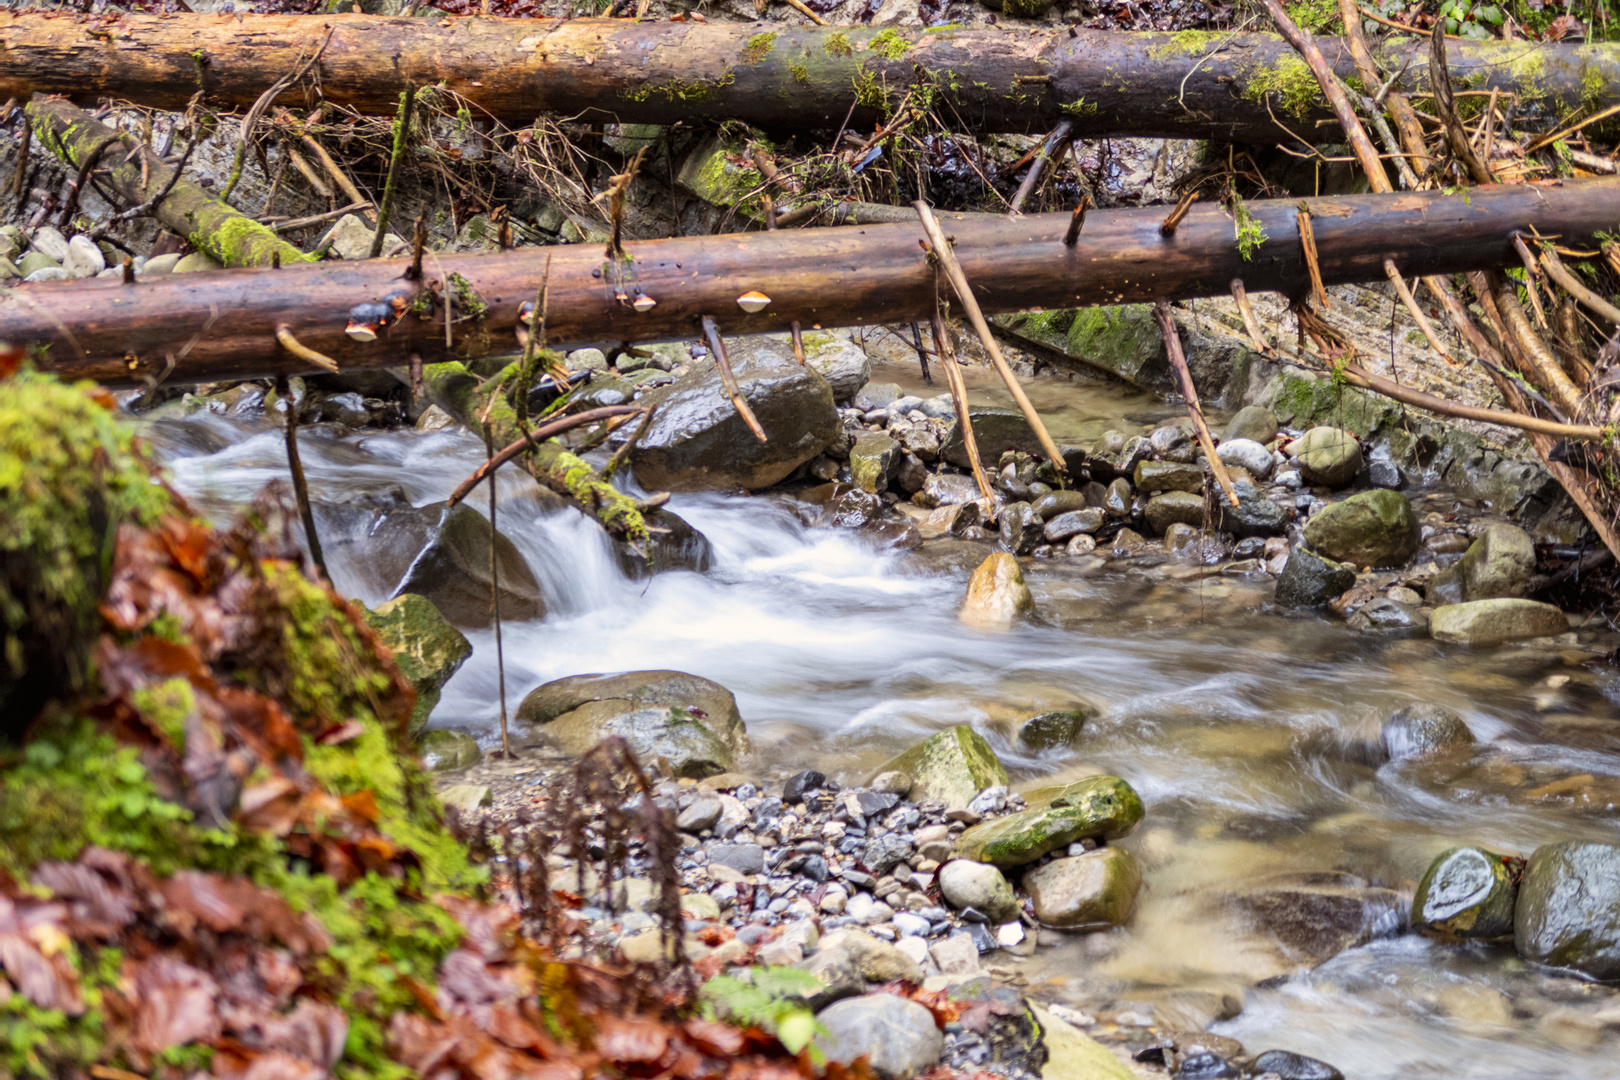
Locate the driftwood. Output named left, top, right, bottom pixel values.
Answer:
left=0, top=14, right=1614, bottom=143
left=7, top=179, right=1617, bottom=391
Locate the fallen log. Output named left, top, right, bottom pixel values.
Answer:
left=0, top=13, right=1614, bottom=144
left=6, top=179, right=1616, bottom=393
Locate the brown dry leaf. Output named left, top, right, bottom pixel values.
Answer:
left=238, top=776, right=304, bottom=836
left=246, top=1000, right=350, bottom=1070
left=437, top=949, right=518, bottom=1012
left=484, top=1003, right=552, bottom=1053
left=235, top=1050, right=328, bottom=1080
left=593, top=1014, right=670, bottom=1064
left=161, top=870, right=248, bottom=934
left=437, top=896, right=518, bottom=962
left=683, top=1019, right=746, bottom=1057
left=132, top=955, right=223, bottom=1054
left=32, top=860, right=137, bottom=937
left=0, top=928, right=82, bottom=1013
left=388, top=1012, right=465, bottom=1076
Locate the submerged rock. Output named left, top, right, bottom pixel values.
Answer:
left=632, top=338, right=839, bottom=491
left=1382, top=704, right=1475, bottom=761
left=960, top=552, right=1034, bottom=630
left=386, top=503, right=546, bottom=629
left=611, top=506, right=714, bottom=579
left=937, top=859, right=1020, bottom=924
left=1249, top=1050, right=1343, bottom=1080
left=1228, top=871, right=1405, bottom=967
left=815, top=994, right=943, bottom=1080
left=1024, top=847, right=1142, bottom=928
left=1413, top=846, right=1519, bottom=940
left=1430, top=599, right=1569, bottom=646
left=362, top=593, right=473, bottom=734
left=1018, top=709, right=1089, bottom=751
left=1514, top=840, right=1620, bottom=980
left=1293, top=427, right=1362, bottom=488
left=953, top=775, right=1143, bottom=866
left=1274, top=547, right=1356, bottom=608
left=1302, top=489, right=1419, bottom=568
left=873, top=725, right=1007, bottom=807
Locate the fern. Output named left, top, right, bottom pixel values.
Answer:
left=701, top=967, right=826, bottom=1057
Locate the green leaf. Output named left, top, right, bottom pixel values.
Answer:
left=776, top=1012, right=821, bottom=1055
left=115, top=758, right=146, bottom=784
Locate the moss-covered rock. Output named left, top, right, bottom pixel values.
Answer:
left=1413, top=846, right=1518, bottom=940
left=1293, top=426, right=1362, bottom=488
left=1018, top=710, right=1089, bottom=752
left=1514, top=841, right=1620, bottom=980
left=872, top=726, right=1007, bottom=808
left=417, top=728, right=482, bottom=771
left=1457, top=523, right=1536, bottom=601
left=1302, top=489, right=1419, bottom=568
left=363, top=593, right=473, bottom=735
left=953, top=776, right=1143, bottom=867
left=1023, top=847, right=1142, bottom=928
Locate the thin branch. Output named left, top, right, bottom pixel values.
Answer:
left=1152, top=299, right=1239, bottom=507
left=701, top=314, right=768, bottom=442
left=274, top=324, right=340, bottom=374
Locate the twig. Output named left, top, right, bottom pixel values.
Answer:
left=1230, top=278, right=1275, bottom=356
left=909, top=321, right=932, bottom=385
left=410, top=351, right=424, bottom=406
left=278, top=376, right=329, bottom=582
left=1159, top=189, right=1199, bottom=237
left=1383, top=259, right=1454, bottom=363
left=409, top=214, right=426, bottom=281
left=928, top=277, right=995, bottom=501
left=1429, top=23, right=1496, bottom=184
left=1540, top=244, right=1620, bottom=327
left=1335, top=359, right=1603, bottom=439
left=58, top=134, right=116, bottom=229
left=220, top=28, right=332, bottom=204
left=603, top=404, right=657, bottom=479
left=300, top=131, right=374, bottom=221
left=915, top=200, right=1066, bottom=475
left=1007, top=119, right=1073, bottom=216
left=1357, top=5, right=1465, bottom=38
left=779, top=0, right=828, bottom=24
left=86, top=130, right=203, bottom=243
left=1512, top=232, right=1549, bottom=329
left=1527, top=103, right=1620, bottom=153
left=370, top=85, right=416, bottom=259
left=274, top=324, right=340, bottom=374
left=1063, top=195, right=1091, bottom=246
left=1568, top=149, right=1618, bottom=175
left=513, top=251, right=554, bottom=426
left=1152, top=300, right=1238, bottom=507
left=1296, top=206, right=1329, bottom=309
left=10, top=121, right=29, bottom=206
left=284, top=144, right=333, bottom=201
left=263, top=201, right=372, bottom=232
left=1484, top=269, right=1584, bottom=420
left=700, top=315, right=768, bottom=442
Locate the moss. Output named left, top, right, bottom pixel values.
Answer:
left=1285, top=0, right=1339, bottom=32
left=1241, top=54, right=1323, bottom=119
left=1147, top=29, right=1222, bottom=60
left=790, top=61, right=810, bottom=83
left=621, top=71, right=737, bottom=104
left=1059, top=98, right=1099, bottom=118
left=869, top=29, right=911, bottom=61
left=852, top=69, right=888, bottom=110
left=1581, top=62, right=1605, bottom=109
left=742, top=31, right=778, bottom=65
left=131, top=677, right=195, bottom=750
left=1228, top=193, right=1268, bottom=261
left=825, top=31, right=854, bottom=57
left=191, top=214, right=309, bottom=269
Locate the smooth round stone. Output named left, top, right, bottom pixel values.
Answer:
left=937, top=860, right=1019, bottom=924
left=1294, top=426, right=1363, bottom=488
left=1514, top=840, right=1620, bottom=981
left=1023, top=847, right=1141, bottom=928
left=1215, top=438, right=1273, bottom=479
left=1382, top=704, right=1474, bottom=761
left=1412, top=846, right=1518, bottom=939
left=1250, top=1050, right=1344, bottom=1080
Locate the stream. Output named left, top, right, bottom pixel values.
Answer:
left=142, top=359, right=1620, bottom=1080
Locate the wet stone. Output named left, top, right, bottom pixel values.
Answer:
left=1413, top=846, right=1519, bottom=940
left=1382, top=704, right=1474, bottom=761
left=1250, top=1050, right=1344, bottom=1080
left=1274, top=547, right=1357, bottom=608
left=1224, top=405, right=1279, bottom=444
left=998, top=502, right=1044, bottom=554
left=1514, top=841, right=1620, bottom=981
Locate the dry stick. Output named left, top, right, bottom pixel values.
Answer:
left=700, top=314, right=768, bottom=442
left=1553, top=297, right=1595, bottom=387
left=265, top=201, right=372, bottom=232
left=1063, top=196, right=1090, bottom=246
left=513, top=252, right=556, bottom=427
left=482, top=421, right=511, bottom=759
left=1527, top=102, right=1620, bottom=153
left=58, top=135, right=116, bottom=229
left=1512, top=233, right=1549, bottom=329
left=1485, top=269, right=1584, bottom=419
left=928, top=276, right=995, bottom=502
left=1159, top=190, right=1199, bottom=237
left=602, top=404, right=657, bottom=480
left=86, top=129, right=202, bottom=243
left=1296, top=207, right=1329, bottom=309
left=1230, top=278, right=1274, bottom=356
left=1429, top=23, right=1496, bottom=184
left=1336, top=0, right=1433, bottom=178
left=284, top=144, right=333, bottom=201
left=779, top=0, right=829, bottom=24
left=1569, top=149, right=1618, bottom=175
left=409, top=350, right=424, bottom=406
left=1007, top=119, right=1073, bottom=216
left=274, top=324, right=339, bottom=373
left=277, top=376, right=329, bottom=582
left=301, top=132, right=375, bottom=221
left=370, top=84, right=415, bottom=259
left=1383, top=259, right=1455, bottom=363
left=219, top=28, right=332, bottom=204
left=914, top=200, right=1067, bottom=475
left=909, top=321, right=933, bottom=385
left=1541, top=245, right=1620, bottom=327
left=1152, top=299, right=1239, bottom=507
left=1334, top=361, right=1604, bottom=439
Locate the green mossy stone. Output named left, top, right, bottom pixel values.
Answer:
left=1413, top=846, right=1518, bottom=940
left=850, top=433, right=899, bottom=494
left=1514, top=840, right=1620, bottom=980
left=1457, top=524, right=1535, bottom=601
left=873, top=725, right=1007, bottom=808
left=363, top=593, right=473, bottom=736
left=1018, top=710, right=1090, bottom=752
left=417, top=728, right=481, bottom=772
left=1223, top=405, right=1278, bottom=445
left=1302, top=489, right=1419, bottom=568
left=953, top=775, right=1143, bottom=867
left=1294, top=426, right=1362, bottom=488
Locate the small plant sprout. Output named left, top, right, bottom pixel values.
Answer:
left=736, top=290, right=771, bottom=313
left=344, top=301, right=393, bottom=342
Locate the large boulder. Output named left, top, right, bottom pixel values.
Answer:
left=942, top=407, right=1042, bottom=469
left=953, top=775, right=1143, bottom=867
left=1302, top=490, right=1419, bottom=568
left=517, top=670, right=748, bottom=778
left=872, top=725, right=1007, bottom=807
left=1023, top=847, right=1142, bottom=929
left=1514, top=841, right=1620, bottom=980
left=1274, top=547, right=1357, bottom=607
left=1430, top=599, right=1569, bottom=646
left=960, top=552, right=1034, bottom=630
left=1293, top=427, right=1362, bottom=488
left=804, top=334, right=872, bottom=403
left=361, top=593, right=473, bottom=734
left=1412, top=846, right=1518, bottom=940
left=1457, top=524, right=1536, bottom=600
left=386, top=503, right=546, bottom=628
left=815, top=994, right=943, bottom=1080
left=632, top=338, right=839, bottom=491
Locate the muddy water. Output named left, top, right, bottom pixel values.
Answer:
left=144, top=372, right=1620, bottom=1080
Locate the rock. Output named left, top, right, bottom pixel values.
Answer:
left=1224, top=406, right=1278, bottom=445
left=1457, top=523, right=1536, bottom=600
left=862, top=834, right=913, bottom=875
left=1293, top=427, right=1362, bottom=488
left=783, top=769, right=827, bottom=802
left=16, top=250, right=59, bottom=277
left=1346, top=597, right=1428, bottom=636
left=633, top=337, right=839, bottom=491
left=1274, top=547, right=1357, bottom=608
left=1215, top=438, right=1273, bottom=479
left=916, top=472, right=981, bottom=508
left=683, top=893, right=722, bottom=921
left=362, top=593, right=473, bottom=734
left=937, top=860, right=1020, bottom=924
left=1033, top=490, right=1088, bottom=520
left=24, top=266, right=69, bottom=283
left=795, top=950, right=866, bottom=1009
left=1024, top=847, right=1142, bottom=929
left=0, top=256, right=21, bottom=279
left=1514, top=841, right=1620, bottom=980
left=1228, top=871, right=1405, bottom=967
left=806, top=335, right=871, bottom=403
left=822, top=930, right=925, bottom=983
left=709, top=842, right=766, bottom=875
left=440, top=783, right=492, bottom=813
left=942, top=407, right=1042, bottom=469
left=1018, top=710, right=1088, bottom=751
left=1382, top=704, right=1474, bottom=761
left=142, top=253, right=182, bottom=275
left=174, top=251, right=223, bottom=273
left=1367, top=460, right=1403, bottom=489
left=1134, top=461, right=1203, bottom=494
left=1413, top=846, right=1518, bottom=940
left=416, top=729, right=481, bottom=771
left=959, top=552, right=1034, bottom=630
left=1103, top=477, right=1133, bottom=517
left=677, top=797, right=723, bottom=833
left=1249, top=1051, right=1342, bottom=1080
left=612, top=507, right=715, bottom=579
left=62, top=235, right=105, bottom=278
left=997, top=502, right=1044, bottom=554
left=1144, top=492, right=1205, bottom=536
left=928, top=933, right=982, bottom=975
left=954, top=776, right=1143, bottom=867
left=319, top=213, right=406, bottom=259
left=850, top=433, right=900, bottom=494
left=1044, top=508, right=1105, bottom=543
left=815, top=994, right=944, bottom=1080
left=1430, top=599, right=1569, bottom=646
left=1216, top=482, right=1288, bottom=539
left=376, top=503, right=545, bottom=629
left=1034, top=1004, right=1135, bottom=1080
left=872, top=725, right=1007, bottom=808
left=871, top=770, right=914, bottom=796
left=1302, top=490, right=1419, bottom=568
left=27, top=226, right=69, bottom=263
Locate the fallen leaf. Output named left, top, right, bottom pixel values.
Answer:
left=132, top=955, right=222, bottom=1054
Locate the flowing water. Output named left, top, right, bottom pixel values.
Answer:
left=143, top=364, right=1620, bottom=1080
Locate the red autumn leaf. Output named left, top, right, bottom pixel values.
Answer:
left=0, top=341, right=23, bottom=379
left=132, top=955, right=223, bottom=1055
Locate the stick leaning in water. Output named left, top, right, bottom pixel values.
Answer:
left=1152, top=300, right=1238, bottom=507
left=444, top=405, right=643, bottom=510
left=913, top=201, right=1067, bottom=476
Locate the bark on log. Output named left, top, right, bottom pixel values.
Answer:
left=25, top=98, right=309, bottom=268
left=0, top=13, right=1614, bottom=143
left=6, top=178, right=1616, bottom=389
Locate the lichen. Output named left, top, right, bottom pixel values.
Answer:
left=1227, top=193, right=1269, bottom=260
left=742, top=31, right=778, bottom=65
left=1241, top=54, right=1324, bottom=119
left=621, top=71, right=738, bottom=103
left=869, top=29, right=911, bottom=61
left=1147, top=29, right=1221, bottom=60
left=448, top=272, right=488, bottom=321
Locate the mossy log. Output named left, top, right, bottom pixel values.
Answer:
left=25, top=97, right=309, bottom=269
left=6, top=178, right=1619, bottom=395
left=0, top=14, right=1614, bottom=143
